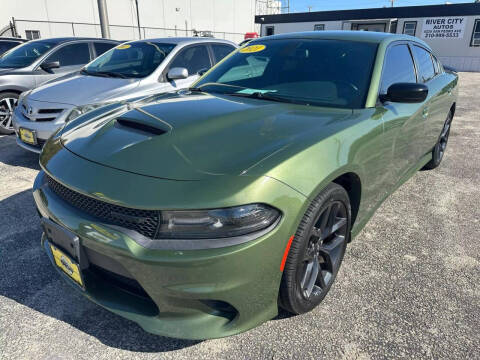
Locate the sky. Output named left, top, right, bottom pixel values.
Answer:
left=287, top=0, right=475, bottom=13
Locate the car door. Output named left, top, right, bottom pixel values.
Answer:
left=378, top=43, right=426, bottom=189
left=163, top=44, right=213, bottom=90
left=34, top=42, right=91, bottom=86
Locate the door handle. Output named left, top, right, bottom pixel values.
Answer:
left=422, top=107, right=429, bottom=119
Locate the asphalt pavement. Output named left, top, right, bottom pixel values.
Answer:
left=0, top=72, right=478, bottom=359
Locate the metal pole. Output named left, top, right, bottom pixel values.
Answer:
left=97, top=0, right=111, bottom=38
left=135, top=0, right=142, bottom=39
left=11, top=17, right=17, bottom=38
left=71, top=22, right=75, bottom=36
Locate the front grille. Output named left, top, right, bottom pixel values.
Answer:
left=46, top=175, right=161, bottom=238
left=21, top=103, right=64, bottom=122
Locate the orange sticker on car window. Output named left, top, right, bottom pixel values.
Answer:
left=116, top=44, right=131, bottom=50
left=239, top=44, right=266, bottom=53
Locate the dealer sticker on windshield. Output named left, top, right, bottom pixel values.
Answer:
left=239, top=44, right=266, bottom=53
left=116, top=44, right=131, bottom=50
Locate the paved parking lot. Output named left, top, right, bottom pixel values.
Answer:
left=0, top=72, right=479, bottom=360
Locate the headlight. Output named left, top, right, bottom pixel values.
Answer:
left=66, top=103, right=109, bottom=122
left=158, top=204, right=280, bottom=239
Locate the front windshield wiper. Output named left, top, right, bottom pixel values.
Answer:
left=188, top=82, right=248, bottom=92
left=80, top=69, right=128, bottom=78
left=228, top=91, right=296, bottom=104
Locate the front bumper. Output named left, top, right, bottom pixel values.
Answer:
left=33, top=163, right=307, bottom=339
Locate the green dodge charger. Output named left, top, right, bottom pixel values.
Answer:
left=33, top=31, right=458, bottom=339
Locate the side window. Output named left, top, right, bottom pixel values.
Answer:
left=211, top=44, right=235, bottom=63
left=45, top=43, right=90, bottom=67
left=412, top=45, right=436, bottom=83
left=94, top=42, right=116, bottom=57
left=431, top=54, right=443, bottom=75
left=380, top=44, right=417, bottom=94
left=266, top=26, right=274, bottom=36
left=169, top=45, right=211, bottom=76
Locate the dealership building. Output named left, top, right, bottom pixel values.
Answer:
left=256, top=3, right=480, bottom=72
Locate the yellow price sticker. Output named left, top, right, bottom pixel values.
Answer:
left=239, top=44, right=266, bottom=54
left=116, top=44, right=131, bottom=50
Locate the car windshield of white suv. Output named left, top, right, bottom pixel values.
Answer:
left=82, top=41, right=176, bottom=79
left=193, top=39, right=378, bottom=109
left=0, top=41, right=57, bottom=68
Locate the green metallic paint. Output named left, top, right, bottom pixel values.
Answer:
left=33, top=32, right=458, bottom=339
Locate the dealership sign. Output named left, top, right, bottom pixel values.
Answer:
left=421, top=17, right=466, bottom=39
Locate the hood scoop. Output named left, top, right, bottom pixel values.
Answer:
left=116, top=116, right=168, bottom=136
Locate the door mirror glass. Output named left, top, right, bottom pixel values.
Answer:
left=381, top=83, right=428, bottom=103
left=167, top=67, right=189, bottom=80
left=40, top=61, right=60, bottom=71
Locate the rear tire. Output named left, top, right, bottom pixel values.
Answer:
left=0, top=92, right=19, bottom=135
left=423, top=111, right=453, bottom=170
left=279, top=183, right=351, bottom=315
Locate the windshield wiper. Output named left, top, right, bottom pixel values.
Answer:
left=228, top=91, right=296, bottom=104
left=80, top=69, right=128, bottom=78
left=188, top=82, right=248, bottom=93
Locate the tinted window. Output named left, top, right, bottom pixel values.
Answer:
left=0, top=40, right=57, bottom=68
left=412, top=45, right=435, bottom=82
left=169, top=45, right=211, bottom=76
left=211, top=44, right=235, bottom=63
left=94, top=42, right=116, bottom=57
left=0, top=41, right=21, bottom=55
left=84, top=41, right=176, bottom=78
left=196, top=39, right=378, bottom=109
left=380, top=44, right=416, bottom=94
left=45, top=42, right=90, bottom=66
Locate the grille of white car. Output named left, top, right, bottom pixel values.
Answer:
left=21, top=103, right=64, bottom=122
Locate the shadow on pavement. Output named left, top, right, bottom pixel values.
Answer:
left=0, top=134, right=41, bottom=170
left=0, top=189, right=200, bottom=352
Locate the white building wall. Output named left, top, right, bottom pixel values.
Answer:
left=1, top=0, right=257, bottom=43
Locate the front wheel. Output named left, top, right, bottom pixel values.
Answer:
left=423, top=111, right=453, bottom=170
left=279, top=183, right=351, bottom=315
left=0, top=92, right=19, bottom=135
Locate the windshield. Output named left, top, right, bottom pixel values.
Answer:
left=0, top=41, right=57, bottom=68
left=194, top=39, right=378, bottom=109
left=83, top=41, right=176, bottom=78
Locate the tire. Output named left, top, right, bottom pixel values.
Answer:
left=422, top=110, right=453, bottom=170
left=279, top=183, right=351, bottom=315
left=0, top=92, right=19, bottom=135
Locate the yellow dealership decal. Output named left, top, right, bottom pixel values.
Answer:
left=239, top=44, right=266, bottom=53
left=50, top=244, right=84, bottom=286
left=116, top=44, right=131, bottom=50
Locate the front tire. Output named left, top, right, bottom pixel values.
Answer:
left=279, top=183, right=351, bottom=315
left=423, top=111, right=453, bottom=170
left=0, top=92, right=19, bottom=135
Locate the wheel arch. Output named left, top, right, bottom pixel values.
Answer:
left=332, top=172, right=362, bottom=228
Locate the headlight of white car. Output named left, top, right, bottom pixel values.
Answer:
left=66, top=103, right=110, bottom=122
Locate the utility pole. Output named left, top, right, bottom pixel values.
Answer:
left=97, top=0, right=111, bottom=38
left=308, top=5, right=313, bottom=12
left=135, top=0, right=142, bottom=39
left=390, top=0, right=395, bottom=7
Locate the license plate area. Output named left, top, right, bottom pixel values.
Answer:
left=42, top=218, right=88, bottom=288
left=19, top=127, right=37, bottom=145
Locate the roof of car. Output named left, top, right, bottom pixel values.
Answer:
left=0, top=37, right=27, bottom=42
left=28, top=37, right=119, bottom=44
left=124, top=37, right=237, bottom=46
left=251, top=31, right=429, bottom=47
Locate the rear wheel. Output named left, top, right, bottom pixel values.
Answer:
left=279, top=183, right=351, bottom=314
left=0, top=92, right=19, bottom=135
left=423, top=111, right=453, bottom=170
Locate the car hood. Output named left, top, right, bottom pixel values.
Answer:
left=29, top=74, right=141, bottom=105
left=59, top=92, right=355, bottom=180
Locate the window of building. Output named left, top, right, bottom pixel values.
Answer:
left=314, top=24, right=325, bottom=31
left=403, top=21, right=417, bottom=36
left=390, top=21, right=398, bottom=34
left=25, top=30, right=40, bottom=40
left=380, top=44, right=417, bottom=94
left=471, top=19, right=480, bottom=47
left=45, top=42, right=90, bottom=67
left=412, top=45, right=436, bottom=83
left=266, top=26, right=274, bottom=36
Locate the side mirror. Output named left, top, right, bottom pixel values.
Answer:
left=167, top=67, right=188, bottom=80
left=381, top=83, right=428, bottom=103
left=40, top=61, right=60, bottom=71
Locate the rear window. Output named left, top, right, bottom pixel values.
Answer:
left=84, top=41, right=176, bottom=78
left=196, top=39, right=378, bottom=109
